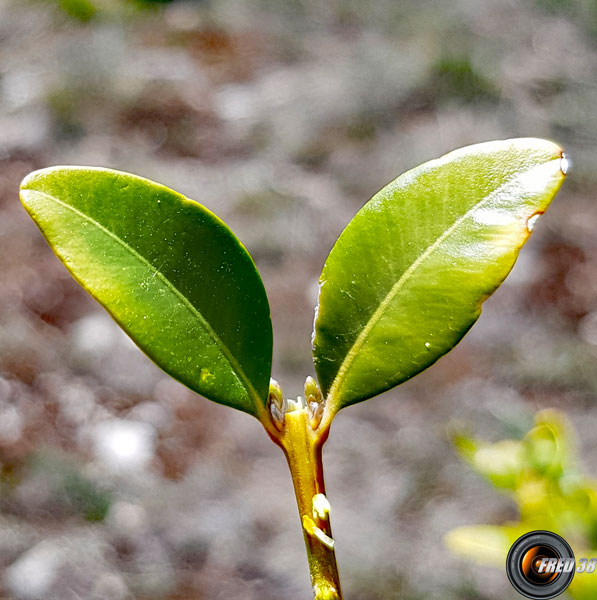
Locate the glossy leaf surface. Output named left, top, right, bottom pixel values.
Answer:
left=313, top=139, right=566, bottom=413
left=21, top=167, right=272, bottom=418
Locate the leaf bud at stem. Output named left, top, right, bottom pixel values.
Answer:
left=268, top=378, right=285, bottom=431
left=305, top=376, right=324, bottom=429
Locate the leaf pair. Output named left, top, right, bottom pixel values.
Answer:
left=20, top=139, right=567, bottom=425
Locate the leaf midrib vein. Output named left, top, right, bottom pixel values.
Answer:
left=29, top=188, right=261, bottom=408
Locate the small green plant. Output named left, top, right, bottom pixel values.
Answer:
left=447, top=409, right=597, bottom=600
left=20, top=138, right=567, bottom=598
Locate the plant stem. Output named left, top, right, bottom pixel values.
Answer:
left=278, top=404, right=342, bottom=600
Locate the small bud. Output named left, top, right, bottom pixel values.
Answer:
left=305, top=376, right=324, bottom=429
left=302, top=515, right=335, bottom=549
left=269, top=403, right=284, bottom=431
left=285, top=397, right=304, bottom=413
left=268, top=378, right=285, bottom=431
left=312, top=493, right=331, bottom=520
left=304, top=376, right=321, bottom=403
left=269, top=378, right=284, bottom=408
left=309, top=401, right=324, bottom=430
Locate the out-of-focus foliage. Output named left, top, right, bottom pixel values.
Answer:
left=427, top=57, right=500, bottom=105
left=49, top=0, right=177, bottom=21
left=28, top=450, right=112, bottom=522
left=33, top=0, right=176, bottom=24
left=58, top=0, right=97, bottom=22
left=447, top=410, right=597, bottom=599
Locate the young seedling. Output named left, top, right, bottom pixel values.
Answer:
left=19, top=138, right=567, bottom=598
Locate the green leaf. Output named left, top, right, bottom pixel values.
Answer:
left=313, top=138, right=567, bottom=412
left=466, top=439, right=525, bottom=491
left=20, top=167, right=272, bottom=419
left=524, top=409, right=573, bottom=479
left=445, top=525, right=520, bottom=566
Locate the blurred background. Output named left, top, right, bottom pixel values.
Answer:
left=1, top=0, right=597, bottom=598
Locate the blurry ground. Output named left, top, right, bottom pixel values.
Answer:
left=1, top=0, right=597, bottom=598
